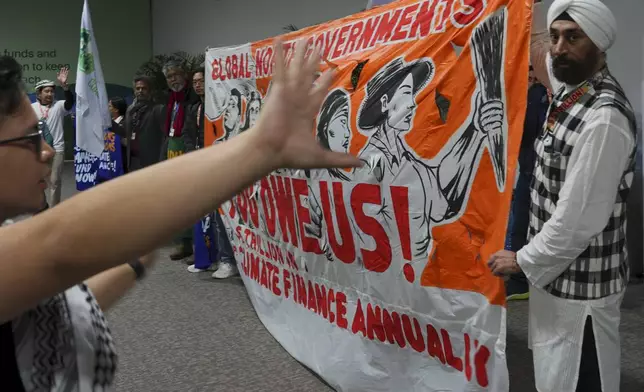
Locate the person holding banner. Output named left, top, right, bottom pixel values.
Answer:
left=96, top=97, right=127, bottom=185
left=108, top=96, right=128, bottom=173
left=160, top=60, right=200, bottom=261
left=489, top=1, right=636, bottom=391
left=31, top=68, right=74, bottom=207
left=504, top=66, right=549, bottom=301
left=0, top=38, right=360, bottom=390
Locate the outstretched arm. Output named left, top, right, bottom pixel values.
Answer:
left=0, top=39, right=361, bottom=323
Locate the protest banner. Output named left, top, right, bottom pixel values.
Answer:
left=73, top=146, right=98, bottom=191
left=97, top=130, right=124, bottom=181
left=205, top=1, right=531, bottom=390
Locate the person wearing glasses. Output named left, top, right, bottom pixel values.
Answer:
left=31, top=68, right=75, bottom=207
left=0, top=40, right=358, bottom=391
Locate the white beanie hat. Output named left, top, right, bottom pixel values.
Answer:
left=547, top=0, right=617, bottom=52
left=35, top=79, right=55, bottom=91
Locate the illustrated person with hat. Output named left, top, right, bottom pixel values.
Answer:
left=355, top=54, right=505, bottom=266
left=487, top=1, right=637, bottom=391
left=31, top=66, right=74, bottom=207
left=301, top=11, right=509, bottom=283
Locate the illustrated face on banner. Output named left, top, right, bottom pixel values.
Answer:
left=223, top=89, right=242, bottom=136
left=384, top=73, right=416, bottom=132
left=358, top=58, right=433, bottom=139
left=318, top=89, right=351, bottom=153
left=245, top=94, right=261, bottom=130
left=327, top=108, right=350, bottom=151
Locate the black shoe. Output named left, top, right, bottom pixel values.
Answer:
left=170, top=246, right=193, bottom=261
left=505, top=278, right=529, bottom=301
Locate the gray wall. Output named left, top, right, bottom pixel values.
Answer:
left=1, top=0, right=152, bottom=90
left=152, top=0, right=642, bottom=117
left=152, top=0, right=366, bottom=55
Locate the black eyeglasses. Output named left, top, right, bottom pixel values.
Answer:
left=0, top=122, right=44, bottom=156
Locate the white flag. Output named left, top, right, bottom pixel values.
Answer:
left=75, top=0, right=111, bottom=157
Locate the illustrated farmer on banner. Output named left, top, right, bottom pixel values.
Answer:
left=308, top=10, right=509, bottom=282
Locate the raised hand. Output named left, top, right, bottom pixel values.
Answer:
left=57, top=66, right=69, bottom=87
left=249, top=39, right=362, bottom=171
left=475, top=94, right=506, bottom=188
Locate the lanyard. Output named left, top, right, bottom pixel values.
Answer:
left=197, top=103, right=202, bottom=128
left=38, top=103, right=50, bottom=120
left=545, top=82, right=591, bottom=133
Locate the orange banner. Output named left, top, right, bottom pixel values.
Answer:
left=205, top=1, right=531, bottom=390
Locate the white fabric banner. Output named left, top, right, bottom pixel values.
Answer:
left=203, top=1, right=535, bottom=389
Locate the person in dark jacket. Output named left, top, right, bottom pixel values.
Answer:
left=125, top=76, right=164, bottom=170
left=108, top=96, right=128, bottom=173
left=505, top=66, right=549, bottom=300
left=160, top=61, right=200, bottom=261
left=184, top=68, right=206, bottom=150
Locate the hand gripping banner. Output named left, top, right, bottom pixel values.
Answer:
left=205, top=1, right=531, bottom=390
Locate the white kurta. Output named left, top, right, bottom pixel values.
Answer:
left=517, top=3, right=635, bottom=391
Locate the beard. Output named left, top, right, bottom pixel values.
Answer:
left=552, top=50, right=600, bottom=85
left=39, top=96, right=53, bottom=105
left=169, top=81, right=185, bottom=92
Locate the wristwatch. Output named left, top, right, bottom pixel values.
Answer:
left=127, top=260, right=146, bottom=280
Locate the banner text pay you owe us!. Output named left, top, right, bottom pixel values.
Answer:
left=205, top=0, right=531, bottom=390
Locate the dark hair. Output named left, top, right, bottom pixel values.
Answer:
left=229, top=88, right=242, bottom=113
left=109, top=96, right=127, bottom=117
left=193, top=67, right=205, bottom=77
left=316, top=89, right=351, bottom=181
left=0, top=56, right=26, bottom=126
left=242, top=91, right=262, bottom=131
left=317, top=90, right=349, bottom=149
left=133, top=75, right=152, bottom=87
